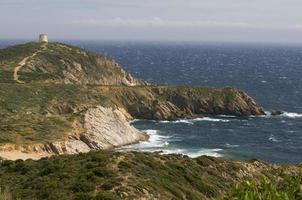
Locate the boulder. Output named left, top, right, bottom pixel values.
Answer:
left=271, top=109, right=283, bottom=116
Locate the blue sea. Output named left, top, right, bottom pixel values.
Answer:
left=1, top=40, right=302, bottom=164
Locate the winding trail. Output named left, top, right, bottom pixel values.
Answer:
left=13, top=44, right=47, bottom=83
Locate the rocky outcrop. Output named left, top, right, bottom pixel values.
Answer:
left=104, top=86, right=266, bottom=120
left=80, top=106, right=148, bottom=149
left=271, top=109, right=283, bottom=116
left=0, top=106, right=148, bottom=160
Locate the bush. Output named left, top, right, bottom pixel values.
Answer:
left=222, top=174, right=302, bottom=200
left=94, top=192, right=120, bottom=200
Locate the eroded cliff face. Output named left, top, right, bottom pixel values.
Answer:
left=0, top=106, right=148, bottom=160
left=80, top=106, right=148, bottom=150
left=101, top=86, right=266, bottom=120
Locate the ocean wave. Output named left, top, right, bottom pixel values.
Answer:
left=192, top=117, right=230, bottom=122
left=218, top=115, right=237, bottom=118
left=129, top=119, right=142, bottom=123
left=162, top=148, right=223, bottom=158
left=225, top=143, right=239, bottom=148
left=120, top=129, right=223, bottom=158
left=159, top=119, right=194, bottom=124
left=261, top=111, right=302, bottom=118
left=130, top=119, right=158, bottom=124
left=158, top=117, right=230, bottom=124
left=135, top=129, right=170, bottom=148
left=281, top=112, right=302, bottom=118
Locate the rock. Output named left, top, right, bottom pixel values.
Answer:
left=111, top=87, right=266, bottom=120
left=81, top=106, right=148, bottom=150
left=0, top=106, right=148, bottom=160
left=271, top=109, right=283, bottom=116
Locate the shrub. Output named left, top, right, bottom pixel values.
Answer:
left=222, top=174, right=302, bottom=200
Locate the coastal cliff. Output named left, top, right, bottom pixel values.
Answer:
left=0, top=106, right=148, bottom=160
left=100, top=86, right=265, bottom=120
left=0, top=42, right=265, bottom=159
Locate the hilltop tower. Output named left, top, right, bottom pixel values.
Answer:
left=39, top=33, right=48, bottom=44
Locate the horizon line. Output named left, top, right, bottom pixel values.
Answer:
left=1, top=38, right=302, bottom=46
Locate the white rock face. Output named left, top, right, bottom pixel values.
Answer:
left=0, top=106, right=148, bottom=160
left=81, top=106, right=148, bottom=149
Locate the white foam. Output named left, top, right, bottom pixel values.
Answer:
left=281, top=112, right=302, bottom=118
left=130, top=119, right=158, bottom=124
left=225, top=143, right=240, bottom=148
left=134, top=129, right=170, bottom=149
left=162, top=148, right=223, bottom=158
left=158, top=119, right=193, bottom=124
left=261, top=111, right=302, bottom=119
left=173, top=119, right=194, bottom=124
left=264, top=111, right=271, bottom=116
left=119, top=129, right=223, bottom=158
left=218, top=115, right=237, bottom=118
left=129, top=119, right=142, bottom=123
left=192, top=117, right=230, bottom=122
left=158, top=117, right=229, bottom=124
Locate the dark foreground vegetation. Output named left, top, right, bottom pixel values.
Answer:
left=0, top=151, right=300, bottom=200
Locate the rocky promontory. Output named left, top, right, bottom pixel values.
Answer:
left=0, top=42, right=265, bottom=159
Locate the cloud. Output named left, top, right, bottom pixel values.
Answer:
left=72, top=17, right=252, bottom=28
left=71, top=17, right=302, bottom=33
left=294, top=24, right=302, bottom=30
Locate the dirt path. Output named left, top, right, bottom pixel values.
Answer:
left=13, top=44, right=47, bottom=83
left=0, top=151, right=50, bottom=160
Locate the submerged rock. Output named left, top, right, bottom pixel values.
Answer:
left=271, top=109, right=283, bottom=116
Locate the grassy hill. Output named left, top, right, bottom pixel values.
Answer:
left=0, top=42, right=140, bottom=85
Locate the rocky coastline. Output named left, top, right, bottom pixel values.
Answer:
left=0, top=42, right=265, bottom=160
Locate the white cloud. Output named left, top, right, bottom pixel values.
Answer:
left=72, top=17, right=302, bottom=33
left=72, top=17, right=252, bottom=28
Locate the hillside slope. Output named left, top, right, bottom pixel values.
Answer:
left=0, top=151, right=300, bottom=200
left=0, top=42, right=140, bottom=86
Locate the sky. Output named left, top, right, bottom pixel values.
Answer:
left=1, top=0, right=302, bottom=43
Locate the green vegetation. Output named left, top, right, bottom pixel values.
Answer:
left=18, top=42, right=129, bottom=84
left=0, top=79, right=255, bottom=144
left=222, top=174, right=302, bottom=200
left=0, top=42, right=40, bottom=83
left=0, top=42, right=40, bottom=67
left=0, top=151, right=300, bottom=200
left=101, top=85, right=263, bottom=120
left=0, top=83, right=109, bottom=144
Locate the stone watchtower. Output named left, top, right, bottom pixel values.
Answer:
left=39, top=33, right=48, bottom=44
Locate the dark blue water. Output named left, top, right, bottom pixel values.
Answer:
left=1, top=40, right=302, bottom=163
